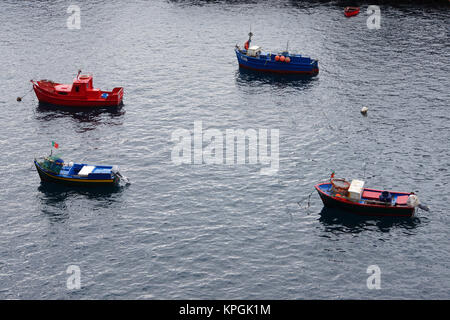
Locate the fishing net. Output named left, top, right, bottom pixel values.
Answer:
left=41, top=155, right=64, bottom=174
left=331, top=178, right=350, bottom=194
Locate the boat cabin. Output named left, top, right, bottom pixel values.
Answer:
left=247, top=46, right=262, bottom=57
left=53, top=75, right=97, bottom=96
left=74, top=74, right=94, bottom=89
left=71, top=74, right=96, bottom=95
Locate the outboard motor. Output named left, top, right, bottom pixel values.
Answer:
left=112, top=165, right=130, bottom=185
left=379, top=191, right=392, bottom=204
left=407, top=193, right=429, bottom=214
left=407, top=194, right=420, bottom=207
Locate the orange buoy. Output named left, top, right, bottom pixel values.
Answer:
left=275, top=55, right=280, bottom=61
left=280, top=56, right=285, bottom=62
left=285, top=57, right=291, bottom=63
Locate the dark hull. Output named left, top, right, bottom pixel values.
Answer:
left=315, top=185, right=415, bottom=218
left=238, top=63, right=319, bottom=75
left=35, top=161, right=118, bottom=187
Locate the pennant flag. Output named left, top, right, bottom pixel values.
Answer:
left=52, top=141, right=59, bottom=149
left=331, top=171, right=335, bottom=179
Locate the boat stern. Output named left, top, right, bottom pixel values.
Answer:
left=311, top=59, right=319, bottom=75
left=111, top=87, right=124, bottom=104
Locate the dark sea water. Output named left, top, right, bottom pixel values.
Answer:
left=0, top=0, right=449, bottom=299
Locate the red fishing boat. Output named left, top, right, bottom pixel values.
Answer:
left=344, top=7, right=360, bottom=17
left=31, top=71, right=124, bottom=108
left=315, top=176, right=427, bottom=218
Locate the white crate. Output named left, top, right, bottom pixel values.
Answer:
left=348, top=179, right=365, bottom=201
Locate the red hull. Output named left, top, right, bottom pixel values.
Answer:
left=315, top=183, right=416, bottom=218
left=31, top=77, right=123, bottom=108
left=344, top=7, right=360, bottom=17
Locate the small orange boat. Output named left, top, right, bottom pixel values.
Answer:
left=31, top=71, right=124, bottom=108
left=344, top=7, right=360, bottom=17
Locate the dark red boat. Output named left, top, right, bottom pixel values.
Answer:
left=31, top=71, right=123, bottom=108
left=344, top=7, right=360, bottom=17
left=315, top=178, right=422, bottom=218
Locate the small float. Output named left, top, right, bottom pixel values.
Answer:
left=34, top=148, right=128, bottom=187
left=344, top=7, right=360, bottom=17
left=315, top=175, right=426, bottom=217
left=235, top=32, right=319, bottom=76
left=31, top=71, right=123, bottom=108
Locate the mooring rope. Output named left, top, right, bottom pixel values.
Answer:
left=17, top=86, right=33, bottom=102
left=297, top=189, right=315, bottom=211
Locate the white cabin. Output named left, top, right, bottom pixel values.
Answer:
left=247, top=46, right=262, bottom=57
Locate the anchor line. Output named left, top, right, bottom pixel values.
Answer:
left=17, top=86, right=33, bottom=101
left=297, top=189, right=315, bottom=211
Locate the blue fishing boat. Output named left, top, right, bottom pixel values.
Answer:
left=235, top=32, right=319, bottom=75
left=34, top=153, right=128, bottom=187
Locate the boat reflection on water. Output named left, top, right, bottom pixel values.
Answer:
left=37, top=182, right=125, bottom=222
left=35, top=102, right=125, bottom=132
left=235, top=68, right=318, bottom=90
left=318, top=207, right=423, bottom=233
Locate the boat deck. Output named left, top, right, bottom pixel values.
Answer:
left=55, top=164, right=113, bottom=178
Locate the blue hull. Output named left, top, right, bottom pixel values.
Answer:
left=235, top=48, right=319, bottom=75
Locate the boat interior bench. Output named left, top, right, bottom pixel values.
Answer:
left=395, top=195, right=409, bottom=205
left=362, top=190, right=409, bottom=205
left=64, top=164, right=112, bottom=179
left=362, top=190, right=381, bottom=200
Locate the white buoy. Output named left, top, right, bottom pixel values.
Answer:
left=361, top=106, right=368, bottom=115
